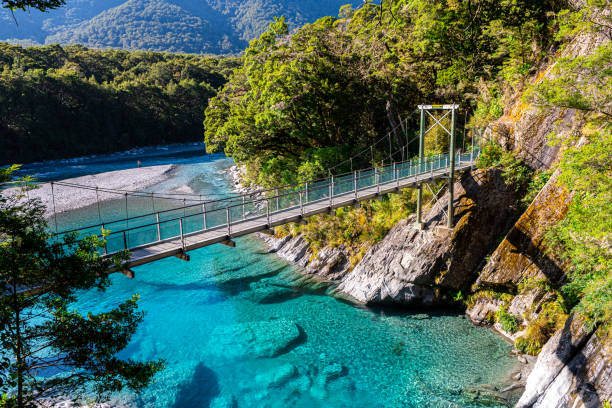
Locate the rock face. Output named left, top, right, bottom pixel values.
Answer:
left=516, top=316, right=611, bottom=408
left=260, top=234, right=352, bottom=282
left=472, top=170, right=570, bottom=292
left=340, top=168, right=521, bottom=305
left=264, top=168, right=521, bottom=305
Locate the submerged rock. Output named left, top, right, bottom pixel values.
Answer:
left=245, top=281, right=300, bottom=304
left=207, top=319, right=303, bottom=359
left=255, top=363, right=298, bottom=388
left=210, top=395, right=237, bottom=408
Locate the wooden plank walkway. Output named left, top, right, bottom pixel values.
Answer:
left=119, top=160, right=474, bottom=270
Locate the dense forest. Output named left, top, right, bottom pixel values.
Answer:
left=205, top=1, right=566, bottom=186
left=0, top=43, right=238, bottom=164
left=206, top=0, right=611, bottom=347
left=1, top=0, right=357, bottom=54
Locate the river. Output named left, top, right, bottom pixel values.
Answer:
left=16, top=143, right=519, bottom=408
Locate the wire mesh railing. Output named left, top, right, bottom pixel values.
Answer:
left=53, top=148, right=479, bottom=256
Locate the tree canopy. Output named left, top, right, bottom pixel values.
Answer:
left=205, top=0, right=564, bottom=186
left=0, top=43, right=239, bottom=164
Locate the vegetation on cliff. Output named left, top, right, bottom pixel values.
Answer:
left=212, top=0, right=610, bottom=356
left=0, top=43, right=238, bottom=164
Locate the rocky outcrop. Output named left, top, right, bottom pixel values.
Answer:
left=472, top=170, right=569, bottom=292
left=260, top=233, right=352, bottom=282
left=516, top=316, right=611, bottom=408
left=337, top=168, right=520, bottom=305
left=486, top=7, right=609, bottom=171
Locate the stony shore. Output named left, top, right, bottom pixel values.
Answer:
left=4, top=164, right=177, bottom=218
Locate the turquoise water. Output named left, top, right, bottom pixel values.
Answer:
left=31, top=145, right=519, bottom=408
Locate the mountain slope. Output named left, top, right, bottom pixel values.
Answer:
left=0, top=0, right=356, bottom=54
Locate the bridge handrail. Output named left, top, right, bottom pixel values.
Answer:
left=53, top=151, right=467, bottom=237
left=55, top=150, right=478, bottom=255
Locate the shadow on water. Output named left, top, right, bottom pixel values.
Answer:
left=170, top=363, right=220, bottom=408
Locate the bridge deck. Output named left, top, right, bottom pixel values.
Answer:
left=122, top=160, right=473, bottom=269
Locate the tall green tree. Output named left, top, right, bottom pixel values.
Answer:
left=0, top=171, right=163, bottom=408
left=204, top=0, right=563, bottom=186
left=1, top=0, right=64, bottom=11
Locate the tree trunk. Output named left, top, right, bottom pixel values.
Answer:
left=13, top=282, right=24, bottom=408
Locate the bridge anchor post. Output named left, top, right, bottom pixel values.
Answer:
left=415, top=106, right=425, bottom=230
left=447, top=106, right=456, bottom=228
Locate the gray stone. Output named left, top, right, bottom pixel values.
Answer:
left=515, top=315, right=592, bottom=408
left=255, top=363, right=298, bottom=388
left=246, top=282, right=298, bottom=304
left=319, top=363, right=346, bottom=383
left=207, top=319, right=302, bottom=359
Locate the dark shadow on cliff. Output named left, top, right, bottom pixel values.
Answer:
left=504, top=227, right=565, bottom=286
left=171, top=362, right=220, bottom=408
left=550, top=315, right=601, bottom=408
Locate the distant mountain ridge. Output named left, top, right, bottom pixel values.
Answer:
left=0, top=0, right=356, bottom=54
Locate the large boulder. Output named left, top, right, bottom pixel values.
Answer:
left=516, top=316, right=611, bottom=408
left=207, top=319, right=302, bottom=359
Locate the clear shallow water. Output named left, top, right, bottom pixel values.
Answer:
left=35, top=145, right=519, bottom=407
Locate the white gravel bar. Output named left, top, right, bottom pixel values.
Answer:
left=4, top=164, right=176, bottom=217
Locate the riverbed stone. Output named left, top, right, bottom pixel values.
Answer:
left=209, top=395, right=237, bottom=408
left=246, top=281, right=299, bottom=304
left=207, top=319, right=302, bottom=359
left=255, top=363, right=298, bottom=388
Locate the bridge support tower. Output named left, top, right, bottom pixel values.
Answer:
left=415, top=104, right=458, bottom=230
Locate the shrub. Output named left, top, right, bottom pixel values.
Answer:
left=515, top=321, right=550, bottom=355
left=521, top=169, right=552, bottom=208
left=476, top=141, right=504, bottom=169
left=496, top=309, right=520, bottom=334
left=515, top=301, right=568, bottom=355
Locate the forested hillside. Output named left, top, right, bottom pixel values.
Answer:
left=0, top=43, right=239, bottom=164
left=205, top=1, right=565, bottom=186
left=1, top=0, right=357, bottom=54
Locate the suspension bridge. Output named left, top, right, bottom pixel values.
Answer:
left=47, top=105, right=483, bottom=275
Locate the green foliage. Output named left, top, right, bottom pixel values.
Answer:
left=495, top=308, right=520, bottom=334
left=0, top=179, right=163, bottom=406
left=1, top=0, right=63, bottom=11
left=476, top=141, right=504, bottom=169
left=276, top=188, right=423, bottom=265
left=471, top=85, right=504, bottom=127
left=525, top=1, right=612, bottom=333
left=476, top=141, right=534, bottom=192
left=206, top=0, right=562, bottom=185
left=521, top=169, right=552, bottom=208
left=0, top=164, right=19, bottom=183
left=525, top=43, right=612, bottom=117
left=515, top=301, right=568, bottom=355
left=0, top=42, right=239, bottom=164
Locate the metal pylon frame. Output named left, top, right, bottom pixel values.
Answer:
left=415, top=104, right=458, bottom=229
